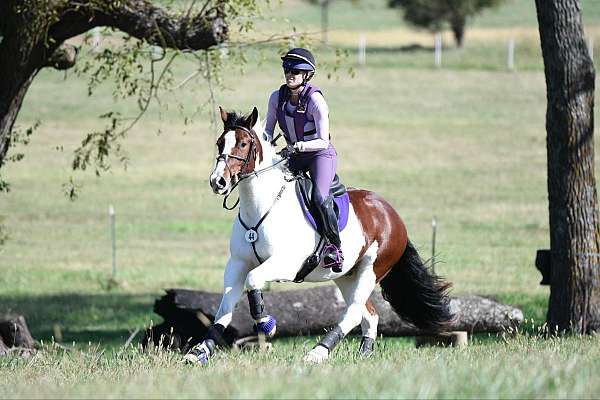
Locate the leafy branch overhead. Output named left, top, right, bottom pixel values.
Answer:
left=0, top=0, right=252, bottom=192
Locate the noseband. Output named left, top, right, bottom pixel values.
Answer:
left=216, top=125, right=258, bottom=178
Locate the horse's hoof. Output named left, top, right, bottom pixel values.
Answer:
left=358, top=336, right=375, bottom=358
left=303, top=345, right=329, bottom=364
left=183, top=342, right=211, bottom=366
left=256, top=315, right=277, bottom=338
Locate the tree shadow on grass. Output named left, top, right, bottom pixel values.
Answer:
left=368, top=44, right=435, bottom=53
left=0, top=292, right=160, bottom=348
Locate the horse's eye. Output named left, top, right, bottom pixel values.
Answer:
left=240, top=142, right=247, bottom=148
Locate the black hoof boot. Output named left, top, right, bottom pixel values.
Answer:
left=358, top=336, right=375, bottom=358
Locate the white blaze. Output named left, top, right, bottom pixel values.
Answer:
left=210, top=130, right=237, bottom=192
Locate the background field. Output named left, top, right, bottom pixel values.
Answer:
left=2, top=0, right=600, bottom=398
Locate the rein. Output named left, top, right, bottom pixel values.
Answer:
left=222, top=157, right=289, bottom=210
left=218, top=125, right=288, bottom=210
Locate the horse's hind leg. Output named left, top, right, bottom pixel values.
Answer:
left=334, top=281, right=379, bottom=358
left=304, top=243, right=378, bottom=363
left=358, top=299, right=379, bottom=357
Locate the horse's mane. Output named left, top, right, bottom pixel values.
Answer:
left=224, top=111, right=250, bottom=129
left=224, top=108, right=283, bottom=170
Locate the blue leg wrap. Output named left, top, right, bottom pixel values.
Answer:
left=255, top=315, right=277, bottom=338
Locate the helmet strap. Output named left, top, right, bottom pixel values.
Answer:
left=302, top=71, right=314, bottom=84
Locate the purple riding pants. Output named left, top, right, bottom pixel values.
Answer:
left=289, top=146, right=337, bottom=202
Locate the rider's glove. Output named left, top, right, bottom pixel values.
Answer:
left=293, top=142, right=305, bottom=152
left=279, top=144, right=296, bottom=159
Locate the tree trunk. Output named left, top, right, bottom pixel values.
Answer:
left=0, top=0, right=227, bottom=171
left=535, top=0, right=600, bottom=333
left=321, top=0, right=329, bottom=45
left=143, top=287, right=524, bottom=351
left=451, top=16, right=465, bottom=48
left=0, top=55, right=38, bottom=169
left=0, top=1, right=45, bottom=169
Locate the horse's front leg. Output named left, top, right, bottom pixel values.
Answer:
left=184, top=257, right=249, bottom=365
left=245, top=252, right=304, bottom=338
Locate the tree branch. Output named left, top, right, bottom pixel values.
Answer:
left=49, top=0, right=227, bottom=51
left=45, top=43, right=78, bottom=70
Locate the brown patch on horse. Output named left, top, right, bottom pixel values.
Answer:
left=365, top=299, right=378, bottom=316
left=348, top=189, right=408, bottom=283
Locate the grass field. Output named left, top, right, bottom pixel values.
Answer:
left=2, top=0, right=600, bottom=398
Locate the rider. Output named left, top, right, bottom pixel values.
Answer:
left=264, top=48, right=344, bottom=272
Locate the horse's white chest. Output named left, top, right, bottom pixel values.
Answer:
left=231, top=187, right=315, bottom=264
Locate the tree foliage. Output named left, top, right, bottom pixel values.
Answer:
left=388, top=0, right=505, bottom=47
left=0, top=0, right=318, bottom=242
left=0, top=0, right=322, bottom=188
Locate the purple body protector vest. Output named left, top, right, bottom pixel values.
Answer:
left=276, top=84, right=350, bottom=232
left=276, top=83, right=325, bottom=145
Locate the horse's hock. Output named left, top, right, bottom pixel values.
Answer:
left=143, top=287, right=524, bottom=351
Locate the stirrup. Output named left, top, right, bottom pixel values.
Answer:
left=323, top=243, right=344, bottom=272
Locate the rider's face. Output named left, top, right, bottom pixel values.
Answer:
left=284, top=69, right=305, bottom=89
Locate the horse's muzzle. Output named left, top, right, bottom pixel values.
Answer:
left=209, top=173, right=231, bottom=195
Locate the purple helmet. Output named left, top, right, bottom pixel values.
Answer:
left=281, top=48, right=316, bottom=72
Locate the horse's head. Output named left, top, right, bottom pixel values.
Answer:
left=209, top=106, right=264, bottom=195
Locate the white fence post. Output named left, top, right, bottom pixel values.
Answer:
left=109, top=205, right=117, bottom=280
left=434, top=33, right=442, bottom=68
left=431, top=216, right=437, bottom=273
left=507, top=37, right=515, bottom=71
left=358, top=33, right=366, bottom=66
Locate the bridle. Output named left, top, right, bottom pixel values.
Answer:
left=216, top=125, right=260, bottom=210
left=214, top=125, right=290, bottom=211
left=216, top=125, right=258, bottom=179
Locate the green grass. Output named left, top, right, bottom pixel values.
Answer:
left=1, top=334, right=599, bottom=398
left=2, top=0, right=600, bottom=397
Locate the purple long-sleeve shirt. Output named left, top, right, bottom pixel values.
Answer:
left=264, top=89, right=330, bottom=152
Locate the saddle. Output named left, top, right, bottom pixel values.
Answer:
left=294, top=172, right=350, bottom=232
left=293, top=173, right=351, bottom=282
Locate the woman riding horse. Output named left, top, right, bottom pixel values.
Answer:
left=185, top=102, right=453, bottom=365
left=264, top=48, right=344, bottom=272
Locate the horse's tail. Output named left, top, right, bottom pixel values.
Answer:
left=379, top=240, right=454, bottom=333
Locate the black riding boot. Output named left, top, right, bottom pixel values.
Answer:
left=313, top=196, right=344, bottom=272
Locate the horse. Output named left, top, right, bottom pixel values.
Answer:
left=184, top=106, right=453, bottom=365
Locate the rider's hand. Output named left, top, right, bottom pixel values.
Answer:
left=279, top=144, right=295, bottom=159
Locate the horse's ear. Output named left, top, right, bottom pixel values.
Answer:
left=219, top=106, right=228, bottom=124
left=246, top=107, right=259, bottom=129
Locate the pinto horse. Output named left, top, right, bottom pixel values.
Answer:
left=185, top=107, right=453, bottom=364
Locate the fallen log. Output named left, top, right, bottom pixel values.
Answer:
left=143, top=286, right=523, bottom=351
left=0, top=315, right=35, bottom=349
left=0, top=314, right=37, bottom=357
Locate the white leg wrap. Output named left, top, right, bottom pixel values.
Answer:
left=304, top=345, right=330, bottom=364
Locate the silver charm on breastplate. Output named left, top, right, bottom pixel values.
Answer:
left=245, top=229, right=258, bottom=243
